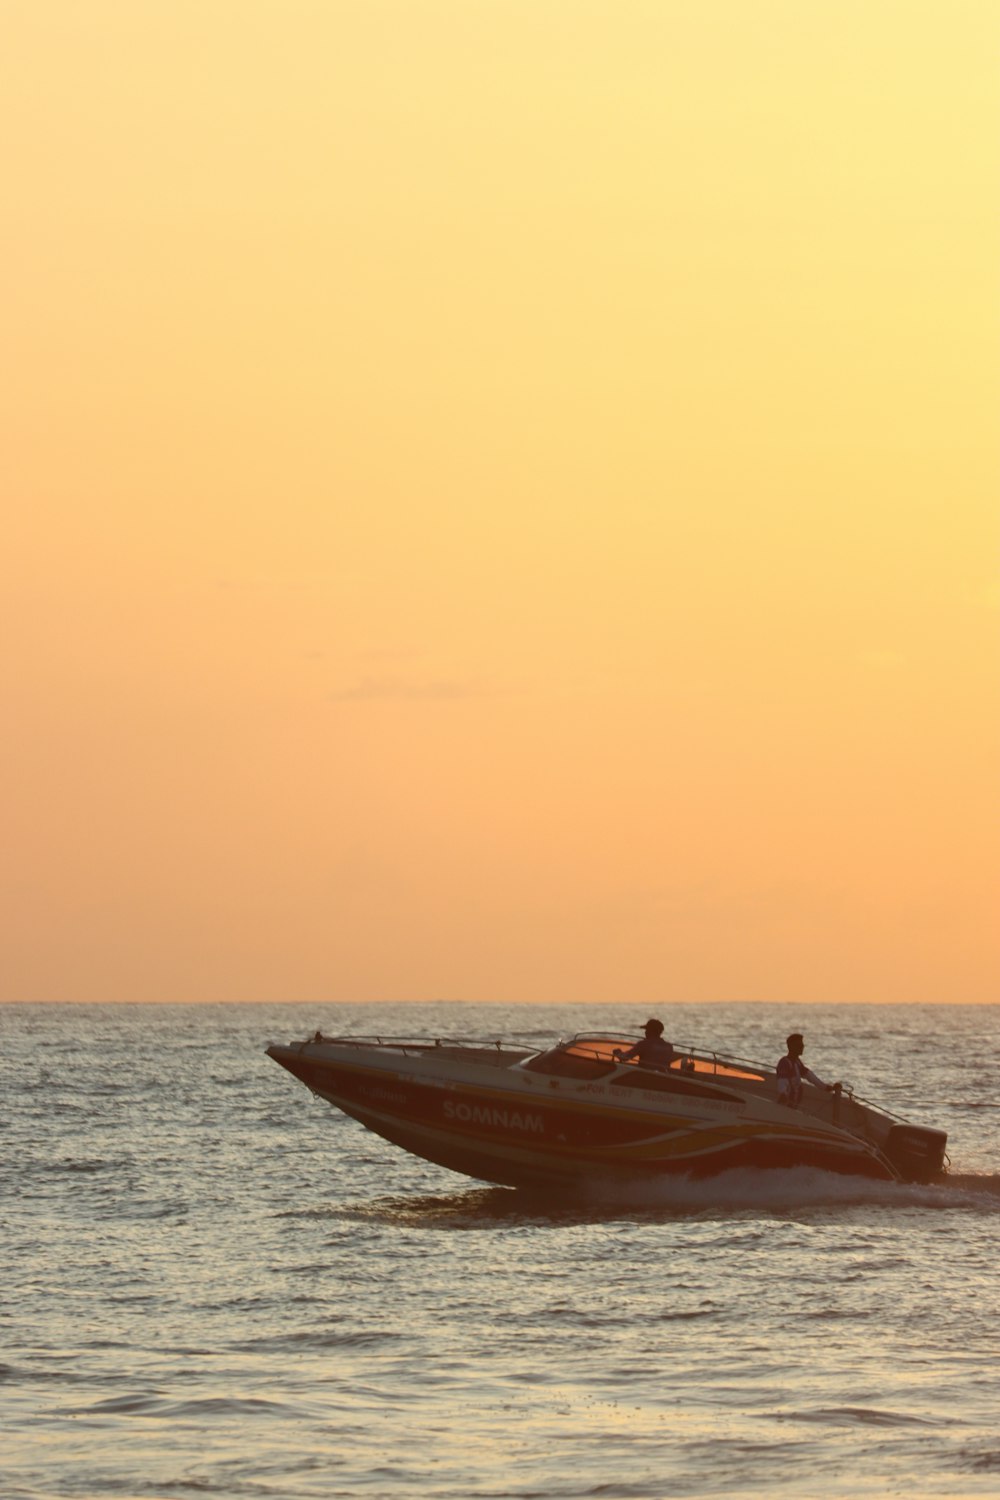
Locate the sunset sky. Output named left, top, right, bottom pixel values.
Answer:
left=3, top=1, right=997, bottom=1004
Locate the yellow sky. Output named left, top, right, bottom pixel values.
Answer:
left=2, top=1, right=997, bottom=1003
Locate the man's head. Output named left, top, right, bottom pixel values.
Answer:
left=643, top=1019, right=665, bottom=1037
left=786, top=1033, right=804, bottom=1056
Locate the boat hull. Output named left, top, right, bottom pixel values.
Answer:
left=268, top=1045, right=898, bottom=1189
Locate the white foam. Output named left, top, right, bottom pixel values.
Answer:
left=580, top=1165, right=1000, bottom=1214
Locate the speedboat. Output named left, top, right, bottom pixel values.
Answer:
left=265, top=1030, right=948, bottom=1189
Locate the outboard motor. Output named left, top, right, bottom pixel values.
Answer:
left=884, top=1124, right=948, bottom=1183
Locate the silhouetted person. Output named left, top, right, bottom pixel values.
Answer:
left=614, top=1019, right=675, bottom=1072
left=777, top=1033, right=839, bottom=1106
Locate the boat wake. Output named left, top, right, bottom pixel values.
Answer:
left=595, top=1165, right=1000, bottom=1214
left=936, top=1171, right=1000, bottom=1199
left=349, top=1168, right=1000, bottom=1227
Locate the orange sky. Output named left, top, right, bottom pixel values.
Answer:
left=3, top=2, right=997, bottom=1004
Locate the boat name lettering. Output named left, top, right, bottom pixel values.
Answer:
left=360, top=1084, right=409, bottom=1106
left=443, top=1100, right=544, bottom=1134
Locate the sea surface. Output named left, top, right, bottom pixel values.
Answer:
left=3, top=1001, right=1000, bottom=1500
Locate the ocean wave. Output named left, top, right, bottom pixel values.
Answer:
left=38, top=1157, right=130, bottom=1174
left=774, top=1406, right=950, bottom=1428
left=962, top=1446, right=1000, bottom=1472
left=58, top=1393, right=316, bottom=1421
left=231, top=1328, right=400, bottom=1353
left=2, top=1361, right=95, bottom=1385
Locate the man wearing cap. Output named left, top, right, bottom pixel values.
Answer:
left=777, top=1033, right=838, bottom=1106
left=613, top=1019, right=675, bottom=1072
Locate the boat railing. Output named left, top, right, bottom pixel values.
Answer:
left=296, top=1028, right=777, bottom=1077
left=557, top=1033, right=910, bottom=1122
left=297, top=1032, right=541, bottom=1058
left=287, top=1029, right=908, bottom=1124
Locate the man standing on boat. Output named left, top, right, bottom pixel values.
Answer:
left=777, top=1033, right=838, bottom=1106
left=613, top=1019, right=675, bottom=1071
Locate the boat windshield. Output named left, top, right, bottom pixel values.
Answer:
left=522, top=1034, right=767, bottom=1084
left=522, top=1037, right=620, bottom=1080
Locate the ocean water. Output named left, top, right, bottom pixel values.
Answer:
left=3, top=1000, right=1000, bottom=1500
